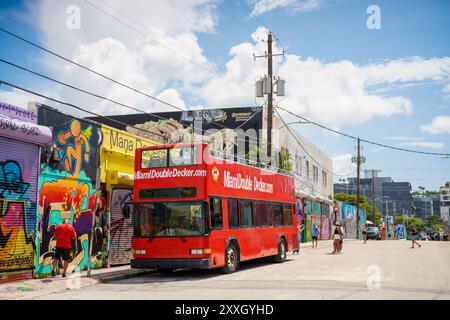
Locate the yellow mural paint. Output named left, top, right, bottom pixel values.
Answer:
left=100, top=124, right=158, bottom=190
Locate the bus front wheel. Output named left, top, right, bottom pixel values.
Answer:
left=274, top=239, right=287, bottom=263
left=222, top=244, right=239, bottom=274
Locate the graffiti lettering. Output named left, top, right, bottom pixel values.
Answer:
left=0, top=117, right=19, bottom=131
left=0, top=102, right=37, bottom=123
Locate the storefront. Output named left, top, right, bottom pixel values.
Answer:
left=0, top=102, right=52, bottom=282
left=100, top=124, right=157, bottom=265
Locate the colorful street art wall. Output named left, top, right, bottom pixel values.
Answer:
left=36, top=106, right=107, bottom=276
left=334, top=201, right=367, bottom=239
left=0, top=138, right=39, bottom=282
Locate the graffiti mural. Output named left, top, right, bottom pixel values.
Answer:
left=0, top=153, right=37, bottom=279
left=109, top=187, right=133, bottom=265
left=36, top=107, right=106, bottom=276
left=342, top=203, right=357, bottom=239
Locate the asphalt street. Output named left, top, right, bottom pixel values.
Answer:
left=25, top=239, right=450, bottom=300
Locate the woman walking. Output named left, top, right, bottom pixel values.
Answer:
left=362, top=224, right=367, bottom=244
left=332, top=221, right=344, bottom=254
left=410, top=224, right=422, bottom=248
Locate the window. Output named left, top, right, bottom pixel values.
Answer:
left=228, top=199, right=239, bottom=229
left=210, top=197, right=223, bottom=229
left=141, top=149, right=167, bottom=168
left=133, top=202, right=207, bottom=237
left=141, top=146, right=197, bottom=168
left=139, top=187, right=196, bottom=199
left=273, top=203, right=282, bottom=226
left=252, top=201, right=260, bottom=227
left=259, top=202, right=270, bottom=227
left=169, top=147, right=196, bottom=167
left=313, top=165, right=318, bottom=182
left=306, top=160, right=310, bottom=178
left=322, top=171, right=327, bottom=187
left=283, top=204, right=293, bottom=226
left=267, top=203, right=274, bottom=227
left=239, top=200, right=253, bottom=228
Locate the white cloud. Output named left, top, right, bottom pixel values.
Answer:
left=199, top=28, right=450, bottom=127
left=361, top=57, right=450, bottom=87
left=19, top=0, right=216, bottom=116
left=250, top=0, right=323, bottom=16
left=156, top=88, right=186, bottom=110
left=421, top=116, right=450, bottom=134
left=386, top=136, right=423, bottom=141
left=332, top=154, right=355, bottom=181
left=397, top=141, right=444, bottom=149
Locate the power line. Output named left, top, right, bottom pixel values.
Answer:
left=0, top=26, right=262, bottom=142
left=86, top=0, right=221, bottom=79
left=0, top=58, right=264, bottom=147
left=0, top=79, right=170, bottom=140
left=273, top=107, right=351, bottom=177
left=274, top=105, right=450, bottom=157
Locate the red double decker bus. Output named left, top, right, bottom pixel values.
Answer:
left=131, top=143, right=298, bottom=273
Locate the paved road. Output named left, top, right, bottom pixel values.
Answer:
left=30, top=240, right=450, bottom=300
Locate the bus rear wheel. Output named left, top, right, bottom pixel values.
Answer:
left=222, top=244, right=239, bottom=274
left=274, top=239, right=287, bottom=263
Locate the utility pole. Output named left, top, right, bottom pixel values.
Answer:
left=356, top=138, right=360, bottom=239
left=254, top=32, right=284, bottom=167
left=352, top=138, right=365, bottom=239
left=267, top=32, right=273, bottom=165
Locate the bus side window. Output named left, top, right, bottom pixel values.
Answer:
left=273, top=203, right=282, bottom=227
left=239, top=200, right=253, bottom=228
left=259, top=201, right=269, bottom=227
left=283, top=204, right=293, bottom=226
left=210, top=197, right=223, bottom=229
left=252, top=201, right=260, bottom=228
left=267, top=203, right=274, bottom=227
left=228, top=199, right=239, bottom=229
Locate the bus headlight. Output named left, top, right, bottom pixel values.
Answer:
left=134, top=249, right=146, bottom=255
left=190, top=248, right=211, bottom=255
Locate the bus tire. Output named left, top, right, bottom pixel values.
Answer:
left=222, top=244, right=239, bottom=274
left=274, top=239, right=287, bottom=263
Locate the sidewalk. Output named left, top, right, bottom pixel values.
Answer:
left=0, top=265, right=154, bottom=300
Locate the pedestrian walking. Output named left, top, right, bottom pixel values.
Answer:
left=410, top=224, right=422, bottom=249
left=331, top=221, right=344, bottom=254
left=293, top=224, right=304, bottom=254
left=52, top=219, right=77, bottom=277
left=312, top=224, right=319, bottom=248
left=362, top=224, right=367, bottom=244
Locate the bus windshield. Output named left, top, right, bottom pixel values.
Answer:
left=134, top=201, right=207, bottom=237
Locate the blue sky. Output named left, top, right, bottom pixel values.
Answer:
left=0, top=0, right=449, bottom=190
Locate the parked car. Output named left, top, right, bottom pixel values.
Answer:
left=366, top=227, right=381, bottom=240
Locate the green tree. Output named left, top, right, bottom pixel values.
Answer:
left=426, top=215, right=444, bottom=232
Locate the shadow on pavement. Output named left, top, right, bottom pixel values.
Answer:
left=108, top=257, right=295, bottom=284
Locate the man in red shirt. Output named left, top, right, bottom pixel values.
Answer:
left=52, top=219, right=76, bottom=277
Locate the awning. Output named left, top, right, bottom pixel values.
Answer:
left=0, top=114, right=52, bottom=146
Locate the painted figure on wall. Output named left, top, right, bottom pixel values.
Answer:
left=58, top=120, right=91, bottom=177
left=36, top=107, right=106, bottom=277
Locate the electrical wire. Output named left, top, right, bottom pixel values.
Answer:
left=0, top=27, right=264, bottom=143
left=274, top=105, right=450, bottom=157
left=273, top=107, right=352, bottom=177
